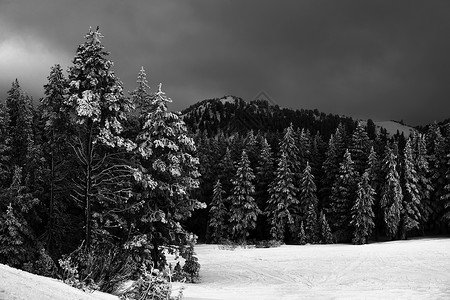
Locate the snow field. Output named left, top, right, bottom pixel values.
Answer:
left=0, top=238, right=449, bottom=300
left=183, top=238, right=450, bottom=300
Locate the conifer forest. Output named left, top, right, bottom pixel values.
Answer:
left=1, top=28, right=450, bottom=297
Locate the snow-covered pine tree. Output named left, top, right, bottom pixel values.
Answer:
left=304, top=203, right=319, bottom=244
left=266, top=152, right=299, bottom=241
left=296, top=128, right=311, bottom=170
left=321, top=125, right=347, bottom=210
left=208, top=179, right=228, bottom=243
left=400, top=138, right=422, bottom=239
left=298, top=221, right=306, bottom=245
left=229, top=150, right=260, bottom=242
left=411, top=132, right=433, bottom=228
left=349, top=121, right=371, bottom=175
left=219, top=147, right=236, bottom=197
left=129, top=66, right=153, bottom=112
left=280, top=123, right=301, bottom=176
left=0, top=103, right=11, bottom=186
left=41, top=64, right=72, bottom=253
left=5, top=80, right=36, bottom=178
left=65, top=28, right=136, bottom=250
left=0, top=167, right=40, bottom=268
left=298, top=162, right=319, bottom=231
left=133, top=75, right=201, bottom=268
left=319, top=211, right=333, bottom=244
left=380, top=144, right=403, bottom=240
left=254, top=136, right=275, bottom=240
left=351, top=172, right=375, bottom=245
left=327, top=149, right=357, bottom=241
left=426, top=123, right=447, bottom=229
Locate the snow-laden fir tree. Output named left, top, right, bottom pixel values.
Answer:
left=279, top=123, right=301, bottom=176
left=327, top=149, right=357, bottom=240
left=255, top=136, right=275, bottom=239
left=304, top=203, right=319, bottom=244
left=321, top=125, right=347, bottom=209
left=298, top=221, right=306, bottom=245
left=296, top=128, right=311, bottom=170
left=218, top=147, right=235, bottom=196
left=229, top=150, right=261, bottom=242
left=411, top=132, right=433, bottom=227
left=380, top=144, right=403, bottom=239
left=41, top=64, right=72, bottom=253
left=0, top=167, right=40, bottom=268
left=349, top=121, right=370, bottom=175
left=426, top=123, right=447, bottom=228
left=298, top=162, right=318, bottom=219
left=5, top=79, right=40, bottom=184
left=0, top=103, right=11, bottom=186
left=266, top=152, right=298, bottom=241
left=208, top=179, right=228, bottom=243
left=351, top=171, right=375, bottom=245
left=65, top=28, right=135, bottom=250
left=129, top=66, right=153, bottom=112
left=132, top=73, right=201, bottom=268
left=400, top=138, right=422, bottom=239
left=319, top=211, right=333, bottom=244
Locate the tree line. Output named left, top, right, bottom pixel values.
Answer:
left=190, top=120, right=450, bottom=245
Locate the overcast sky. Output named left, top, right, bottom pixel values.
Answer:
left=1, top=0, right=450, bottom=125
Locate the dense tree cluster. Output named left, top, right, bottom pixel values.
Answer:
left=0, top=28, right=201, bottom=292
left=190, top=114, right=450, bottom=245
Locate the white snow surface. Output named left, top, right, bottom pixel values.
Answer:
left=1, top=238, right=449, bottom=300
left=0, top=263, right=118, bottom=300
left=183, top=238, right=450, bottom=300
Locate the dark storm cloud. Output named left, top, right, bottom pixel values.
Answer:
left=1, top=0, right=450, bottom=125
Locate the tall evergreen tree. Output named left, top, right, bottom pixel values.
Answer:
left=349, top=121, right=370, bottom=175
left=400, top=139, right=421, bottom=239
left=0, top=167, right=40, bottom=268
left=0, top=103, right=11, bottom=186
left=327, top=149, right=357, bottom=240
left=279, top=123, right=300, bottom=176
left=318, top=211, right=333, bottom=244
left=5, top=79, right=35, bottom=176
left=304, top=204, right=319, bottom=244
left=229, top=150, right=260, bottom=242
left=266, top=152, right=298, bottom=241
left=208, top=179, right=227, bottom=243
left=254, top=136, right=275, bottom=239
left=298, top=162, right=319, bottom=219
left=41, top=64, right=71, bottom=253
left=411, top=132, right=433, bottom=228
left=380, top=144, right=403, bottom=239
left=351, top=172, right=375, bottom=245
left=65, top=28, right=135, bottom=250
left=132, top=78, right=201, bottom=268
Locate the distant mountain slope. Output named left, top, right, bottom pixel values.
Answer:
left=181, top=95, right=356, bottom=137
left=374, top=121, right=416, bottom=137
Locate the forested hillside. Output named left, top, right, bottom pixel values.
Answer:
left=182, top=98, right=450, bottom=244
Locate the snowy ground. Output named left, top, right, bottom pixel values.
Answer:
left=183, top=238, right=450, bottom=300
left=1, top=238, right=449, bottom=300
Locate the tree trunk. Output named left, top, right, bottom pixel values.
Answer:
left=84, top=123, right=93, bottom=251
